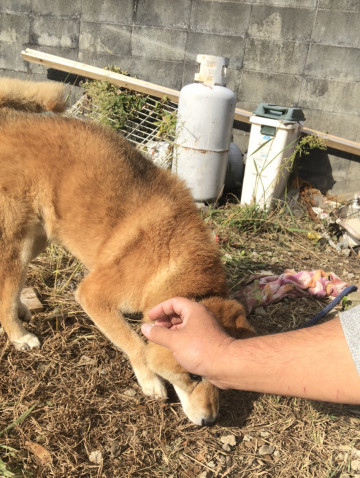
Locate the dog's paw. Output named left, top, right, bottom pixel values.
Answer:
left=13, top=333, right=40, bottom=351
left=137, top=372, right=168, bottom=400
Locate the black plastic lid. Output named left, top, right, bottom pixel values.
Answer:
left=253, top=103, right=305, bottom=122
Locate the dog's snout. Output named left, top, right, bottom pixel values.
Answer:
left=201, top=417, right=217, bottom=427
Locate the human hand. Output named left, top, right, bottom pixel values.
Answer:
left=141, top=297, right=235, bottom=387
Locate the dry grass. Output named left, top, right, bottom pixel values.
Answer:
left=1, top=201, right=360, bottom=477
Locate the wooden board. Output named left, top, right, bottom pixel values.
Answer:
left=21, top=48, right=360, bottom=157
left=21, top=49, right=180, bottom=103
left=302, top=127, right=360, bottom=156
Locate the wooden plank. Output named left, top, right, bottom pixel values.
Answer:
left=302, top=126, right=360, bottom=156
left=21, top=48, right=180, bottom=103
left=234, top=108, right=252, bottom=124
left=21, top=48, right=360, bottom=157
left=20, top=287, right=43, bottom=312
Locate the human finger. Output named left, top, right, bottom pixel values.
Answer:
left=148, top=297, right=192, bottom=322
left=141, top=323, right=175, bottom=347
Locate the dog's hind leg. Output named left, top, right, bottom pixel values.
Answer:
left=75, top=269, right=168, bottom=399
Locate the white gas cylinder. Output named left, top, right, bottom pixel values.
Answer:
left=172, top=54, right=236, bottom=202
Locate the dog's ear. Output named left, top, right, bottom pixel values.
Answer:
left=201, top=297, right=256, bottom=339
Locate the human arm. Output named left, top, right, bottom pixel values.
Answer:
left=141, top=297, right=360, bottom=404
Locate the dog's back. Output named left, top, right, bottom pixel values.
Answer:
left=0, top=111, right=228, bottom=306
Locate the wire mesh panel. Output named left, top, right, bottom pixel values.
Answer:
left=65, top=92, right=177, bottom=169
left=65, top=93, right=177, bottom=148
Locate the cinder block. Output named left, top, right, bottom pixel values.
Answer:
left=313, top=10, right=360, bottom=48
left=78, top=50, right=133, bottom=71
left=319, top=0, right=360, bottom=11
left=238, top=70, right=302, bottom=107
left=300, top=78, right=360, bottom=115
left=303, top=110, right=359, bottom=143
left=0, top=69, right=29, bottom=79
left=30, top=17, right=79, bottom=48
left=226, top=68, right=243, bottom=99
left=135, top=0, right=191, bottom=29
left=0, top=41, right=27, bottom=71
left=191, top=1, right=251, bottom=35
left=126, top=57, right=184, bottom=90
left=326, top=152, right=360, bottom=197
left=81, top=0, right=133, bottom=25
left=79, top=50, right=184, bottom=90
left=182, top=61, right=199, bottom=87
left=0, top=12, right=30, bottom=43
left=243, top=38, right=308, bottom=75
left=0, top=0, right=30, bottom=14
left=31, top=0, right=81, bottom=18
left=305, top=44, right=360, bottom=82
left=182, top=60, right=242, bottom=90
left=249, top=5, right=314, bottom=41
left=80, top=22, right=132, bottom=56
left=132, top=26, right=187, bottom=61
left=185, top=32, right=245, bottom=69
left=30, top=16, right=79, bottom=49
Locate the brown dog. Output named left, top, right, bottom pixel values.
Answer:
left=0, top=79, right=254, bottom=425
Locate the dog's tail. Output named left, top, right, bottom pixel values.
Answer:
left=0, top=77, right=67, bottom=113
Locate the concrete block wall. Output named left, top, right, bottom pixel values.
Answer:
left=0, top=0, right=359, bottom=198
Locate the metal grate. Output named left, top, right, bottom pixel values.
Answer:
left=65, top=93, right=177, bottom=149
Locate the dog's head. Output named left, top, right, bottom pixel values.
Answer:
left=200, top=296, right=256, bottom=339
left=145, top=297, right=254, bottom=425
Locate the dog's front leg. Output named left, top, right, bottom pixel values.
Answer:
left=0, top=268, right=40, bottom=351
left=75, top=271, right=167, bottom=399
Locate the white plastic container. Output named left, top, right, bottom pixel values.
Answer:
left=172, top=54, right=236, bottom=202
left=240, top=104, right=305, bottom=208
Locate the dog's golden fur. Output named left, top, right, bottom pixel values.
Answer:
left=0, top=77, right=66, bottom=112
left=0, top=79, right=254, bottom=425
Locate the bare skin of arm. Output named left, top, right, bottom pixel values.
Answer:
left=141, top=297, right=360, bottom=404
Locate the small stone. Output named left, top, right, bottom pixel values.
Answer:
left=260, top=431, right=271, bottom=438
left=254, top=307, right=266, bottom=317
left=258, top=445, right=275, bottom=456
left=218, top=455, right=226, bottom=465
left=351, top=460, right=360, bottom=471
left=352, top=449, right=360, bottom=459
left=222, top=444, right=231, bottom=452
left=88, top=450, right=103, bottom=464
left=207, top=461, right=215, bottom=468
left=124, top=389, right=137, bottom=397
left=243, top=434, right=253, bottom=442
left=220, top=434, right=236, bottom=447
left=273, top=450, right=280, bottom=458
left=78, top=355, right=95, bottom=366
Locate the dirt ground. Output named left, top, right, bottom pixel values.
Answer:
left=0, top=200, right=359, bottom=478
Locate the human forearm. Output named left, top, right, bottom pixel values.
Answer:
left=212, top=317, right=360, bottom=404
